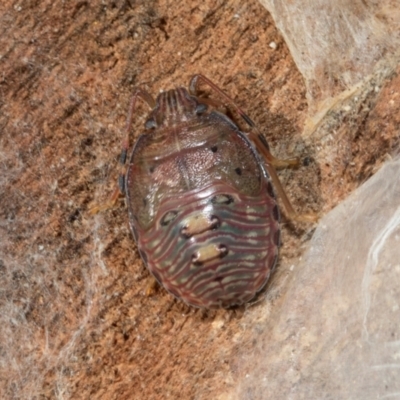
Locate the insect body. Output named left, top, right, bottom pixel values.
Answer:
left=94, top=75, right=315, bottom=309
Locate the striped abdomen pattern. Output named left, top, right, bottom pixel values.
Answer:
left=137, top=182, right=280, bottom=308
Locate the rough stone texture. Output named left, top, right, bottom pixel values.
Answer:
left=0, top=1, right=399, bottom=399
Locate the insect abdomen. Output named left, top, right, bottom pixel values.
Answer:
left=137, top=182, right=279, bottom=308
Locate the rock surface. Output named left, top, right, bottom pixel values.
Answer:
left=0, top=1, right=399, bottom=399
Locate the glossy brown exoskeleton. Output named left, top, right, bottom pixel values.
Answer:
left=93, top=74, right=316, bottom=308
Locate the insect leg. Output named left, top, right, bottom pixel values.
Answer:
left=248, top=131, right=317, bottom=222
left=119, top=89, right=156, bottom=193
left=90, top=89, right=156, bottom=214
left=189, top=74, right=317, bottom=223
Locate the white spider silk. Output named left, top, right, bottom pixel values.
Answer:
left=236, top=158, right=400, bottom=399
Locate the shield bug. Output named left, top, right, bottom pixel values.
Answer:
left=92, top=74, right=316, bottom=309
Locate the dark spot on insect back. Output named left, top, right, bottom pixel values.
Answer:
left=267, top=181, right=275, bottom=197
left=274, top=229, right=281, bottom=247
left=180, top=225, right=192, bottom=239
left=143, top=198, right=147, bottom=206
left=211, top=194, right=234, bottom=205
left=191, top=254, right=203, bottom=266
left=235, top=167, right=242, bottom=176
left=218, top=244, right=228, bottom=258
left=210, top=215, right=221, bottom=230
left=272, top=204, right=279, bottom=221
left=211, top=145, right=218, bottom=153
left=160, top=210, right=178, bottom=226
left=149, top=166, right=155, bottom=173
